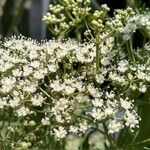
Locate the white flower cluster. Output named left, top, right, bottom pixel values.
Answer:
left=1, top=34, right=148, bottom=146
left=89, top=93, right=140, bottom=134
left=123, top=12, right=150, bottom=40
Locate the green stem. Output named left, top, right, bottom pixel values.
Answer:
left=73, top=112, right=92, bottom=122
left=75, top=27, right=81, bottom=42
left=96, top=40, right=100, bottom=72
left=132, top=130, right=139, bottom=144
left=39, top=87, right=55, bottom=101
left=131, top=138, right=150, bottom=146
left=103, top=123, right=113, bottom=146
left=129, top=36, right=135, bottom=63
left=102, top=123, right=118, bottom=149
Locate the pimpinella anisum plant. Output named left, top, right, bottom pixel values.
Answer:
left=0, top=0, right=150, bottom=149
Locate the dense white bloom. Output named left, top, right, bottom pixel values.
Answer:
left=0, top=3, right=148, bottom=148
left=0, top=34, right=143, bottom=143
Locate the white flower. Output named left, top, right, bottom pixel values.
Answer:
left=74, top=81, right=85, bottom=92
left=79, top=121, right=89, bottom=133
left=120, top=98, right=132, bottom=110
left=29, top=50, right=38, bottom=59
left=109, top=72, right=126, bottom=84
left=64, top=85, right=75, bottom=95
left=101, top=57, right=110, bottom=66
left=1, top=77, right=16, bottom=93
left=87, top=85, right=102, bottom=98
left=69, top=125, right=78, bottom=134
left=123, top=23, right=137, bottom=34
left=104, top=107, right=114, bottom=116
left=51, top=98, right=70, bottom=123
left=0, top=61, right=13, bottom=72
left=106, top=91, right=115, bottom=99
left=90, top=108, right=105, bottom=120
left=95, top=74, right=105, bottom=84
left=12, top=90, right=19, bottom=96
left=54, top=126, right=67, bottom=140
left=23, top=84, right=37, bottom=93
left=136, top=70, right=146, bottom=80
left=9, top=97, right=20, bottom=108
left=31, top=93, right=45, bottom=106
left=100, top=45, right=109, bottom=55
left=92, top=98, right=103, bottom=107
left=118, top=60, right=129, bottom=73
left=139, top=84, right=147, bottom=93
left=108, top=121, right=124, bottom=134
left=41, top=117, right=50, bottom=126
left=47, top=64, right=57, bottom=72
left=12, top=69, right=22, bottom=77
left=30, top=61, right=40, bottom=68
left=50, top=80, right=63, bottom=92
left=33, top=69, right=48, bottom=79
left=124, top=110, right=139, bottom=131
left=23, top=65, right=33, bottom=76
left=16, top=107, right=30, bottom=117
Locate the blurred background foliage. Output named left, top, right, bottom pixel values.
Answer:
left=0, top=0, right=150, bottom=149
left=0, top=0, right=150, bottom=40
